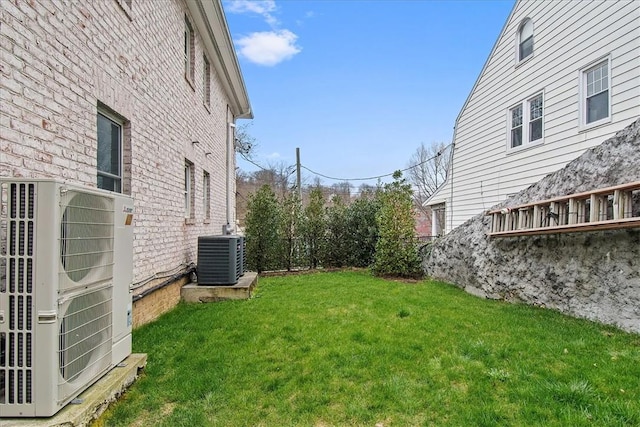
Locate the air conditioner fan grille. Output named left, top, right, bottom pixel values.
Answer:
left=60, top=191, right=114, bottom=287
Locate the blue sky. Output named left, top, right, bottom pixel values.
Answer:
left=224, top=0, right=516, bottom=187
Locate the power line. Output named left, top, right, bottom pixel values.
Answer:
left=238, top=152, right=294, bottom=173
left=300, top=143, right=452, bottom=182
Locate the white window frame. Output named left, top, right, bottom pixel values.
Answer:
left=509, top=103, right=524, bottom=149
left=184, top=17, right=195, bottom=84
left=516, top=18, right=534, bottom=65
left=203, top=55, right=211, bottom=108
left=203, top=170, right=211, bottom=220
left=185, top=161, right=194, bottom=219
left=97, top=109, right=123, bottom=193
left=507, top=91, right=544, bottom=152
left=579, top=56, right=612, bottom=130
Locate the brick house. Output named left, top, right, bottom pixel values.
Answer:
left=1, top=0, right=252, bottom=326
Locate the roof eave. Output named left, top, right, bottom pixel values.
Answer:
left=187, top=0, right=253, bottom=119
left=453, top=0, right=519, bottom=127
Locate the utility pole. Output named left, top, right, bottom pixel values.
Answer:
left=296, top=147, right=301, bottom=199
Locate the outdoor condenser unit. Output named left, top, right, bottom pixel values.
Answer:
left=238, top=236, right=245, bottom=277
left=0, top=179, right=134, bottom=417
left=197, top=235, right=242, bottom=285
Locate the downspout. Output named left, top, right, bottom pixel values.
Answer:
left=449, top=142, right=455, bottom=232
left=225, top=120, right=236, bottom=234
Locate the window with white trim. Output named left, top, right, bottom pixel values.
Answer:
left=510, top=105, right=523, bottom=148
left=517, top=18, right=533, bottom=62
left=184, top=17, right=195, bottom=84
left=582, top=59, right=610, bottom=125
left=528, top=94, right=543, bottom=142
left=185, top=160, right=194, bottom=219
left=508, top=92, right=544, bottom=149
left=203, top=171, right=211, bottom=220
left=203, top=55, right=211, bottom=108
left=97, top=111, right=123, bottom=192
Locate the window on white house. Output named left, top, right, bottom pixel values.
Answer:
left=510, top=105, right=523, bottom=148
left=529, top=94, right=543, bottom=142
left=97, top=111, right=123, bottom=192
left=184, top=18, right=195, bottom=84
left=583, top=60, right=610, bottom=125
left=509, top=92, right=544, bottom=149
left=518, top=19, right=533, bottom=62
left=203, top=171, right=210, bottom=220
left=203, top=55, right=211, bottom=107
left=431, top=203, right=446, bottom=236
left=185, top=160, right=194, bottom=219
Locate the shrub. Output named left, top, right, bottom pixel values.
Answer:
left=300, top=187, right=326, bottom=269
left=245, top=185, right=281, bottom=273
left=372, top=171, right=422, bottom=278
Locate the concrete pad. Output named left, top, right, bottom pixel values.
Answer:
left=2, top=353, right=147, bottom=427
left=181, top=272, right=258, bottom=302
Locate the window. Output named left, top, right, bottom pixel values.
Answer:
left=582, top=59, right=610, bottom=125
left=517, top=19, right=533, bottom=62
left=203, top=171, right=210, bottom=220
left=185, top=160, right=194, bottom=219
left=528, top=94, right=543, bottom=142
left=431, top=203, right=446, bottom=236
left=97, top=111, right=123, bottom=192
left=184, top=17, right=195, bottom=83
left=510, top=105, right=523, bottom=148
left=508, top=92, right=544, bottom=149
left=203, top=55, right=211, bottom=107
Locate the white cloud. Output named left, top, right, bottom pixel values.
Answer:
left=237, top=30, right=301, bottom=66
left=266, top=152, right=281, bottom=159
left=226, top=0, right=278, bottom=26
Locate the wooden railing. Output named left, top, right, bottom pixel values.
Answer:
left=487, top=182, right=640, bottom=237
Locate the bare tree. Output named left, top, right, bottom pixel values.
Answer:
left=269, top=161, right=296, bottom=198
left=236, top=161, right=295, bottom=227
left=357, top=183, right=379, bottom=199
left=234, top=122, right=257, bottom=159
left=407, top=142, right=451, bottom=214
left=330, top=181, right=352, bottom=205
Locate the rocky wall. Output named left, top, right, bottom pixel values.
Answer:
left=423, top=119, right=640, bottom=333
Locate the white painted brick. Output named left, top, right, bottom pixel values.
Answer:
left=3, top=0, right=244, bottom=311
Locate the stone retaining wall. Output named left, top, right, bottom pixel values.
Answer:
left=423, top=119, right=640, bottom=333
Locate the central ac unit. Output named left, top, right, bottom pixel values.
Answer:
left=0, top=179, right=134, bottom=417
left=197, top=235, right=243, bottom=285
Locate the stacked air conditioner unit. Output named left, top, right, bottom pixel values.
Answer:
left=0, top=179, right=134, bottom=417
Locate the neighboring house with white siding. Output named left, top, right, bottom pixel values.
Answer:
left=426, top=0, right=640, bottom=234
left=0, top=0, right=251, bottom=325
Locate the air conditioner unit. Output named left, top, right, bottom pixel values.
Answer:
left=197, top=235, right=242, bottom=285
left=238, top=236, right=246, bottom=277
left=0, top=179, right=134, bottom=417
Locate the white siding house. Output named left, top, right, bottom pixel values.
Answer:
left=427, top=0, right=640, bottom=234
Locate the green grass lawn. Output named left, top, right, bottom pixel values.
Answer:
left=97, top=271, right=640, bottom=426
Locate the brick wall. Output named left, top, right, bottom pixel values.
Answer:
left=132, top=276, right=190, bottom=328
left=1, top=0, right=240, bottom=320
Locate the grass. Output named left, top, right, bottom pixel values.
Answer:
left=96, top=271, right=640, bottom=426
